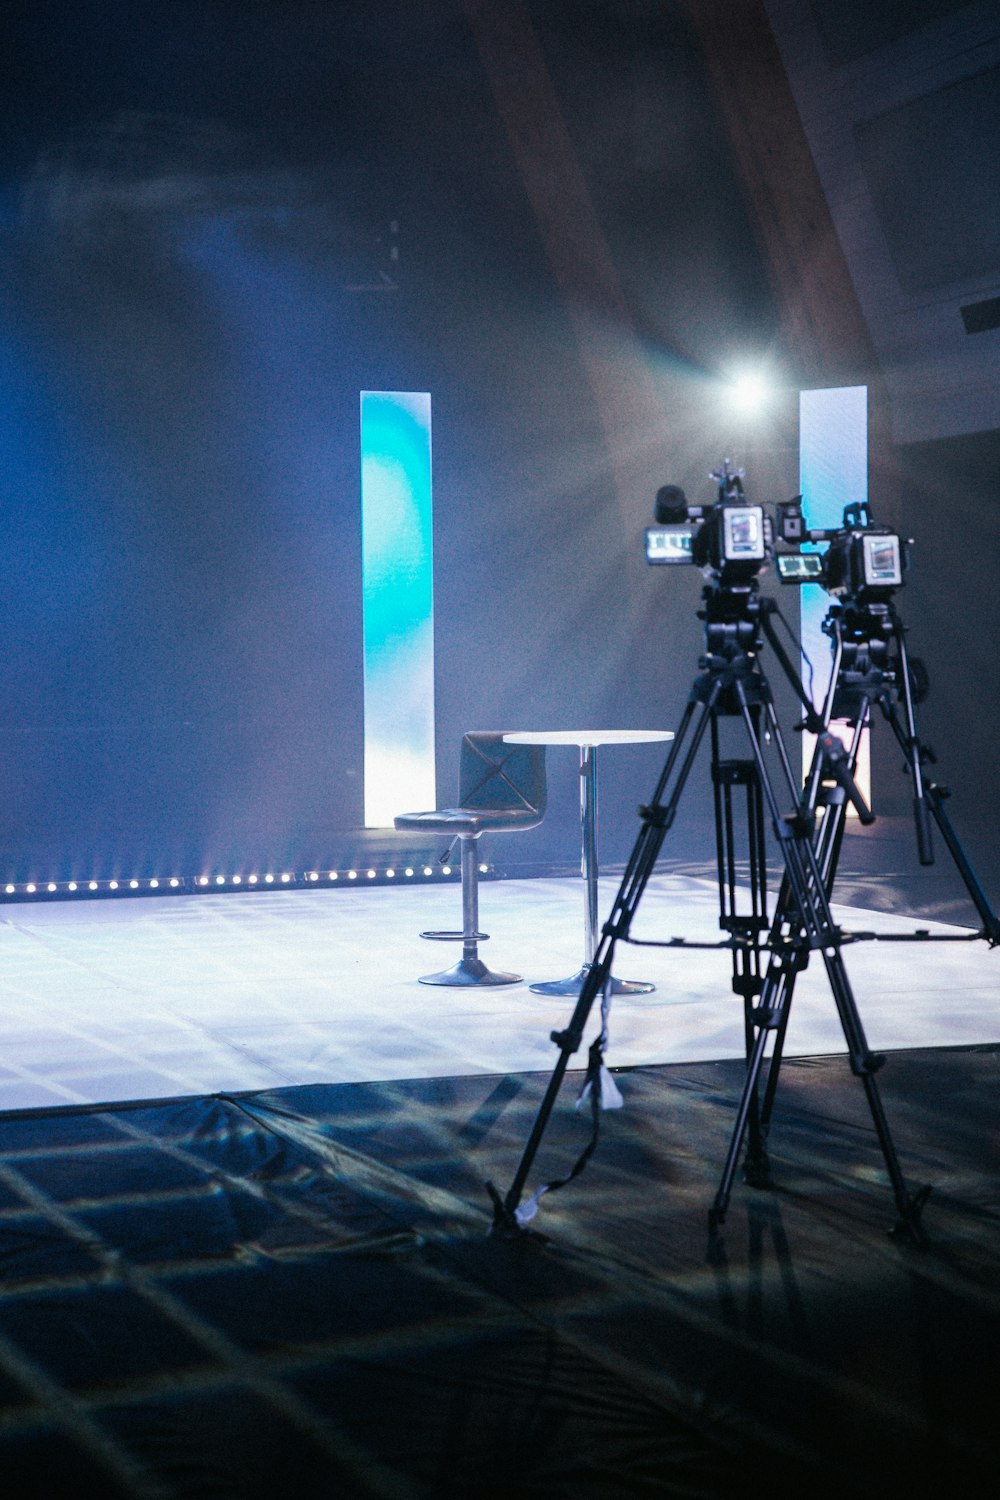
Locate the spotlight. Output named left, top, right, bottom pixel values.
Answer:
left=726, top=370, right=769, bottom=414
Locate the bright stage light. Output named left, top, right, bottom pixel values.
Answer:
left=727, top=371, right=769, bottom=413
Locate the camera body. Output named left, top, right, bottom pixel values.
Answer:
left=646, top=467, right=907, bottom=608
left=645, top=463, right=771, bottom=587
left=774, top=502, right=907, bottom=604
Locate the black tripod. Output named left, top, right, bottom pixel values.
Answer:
left=490, top=577, right=930, bottom=1243
left=711, top=583, right=1000, bottom=1228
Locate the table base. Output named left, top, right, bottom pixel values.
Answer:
left=529, top=966, right=655, bottom=998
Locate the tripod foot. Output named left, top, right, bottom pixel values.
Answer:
left=485, top=1179, right=532, bottom=1239
left=889, top=1183, right=932, bottom=1247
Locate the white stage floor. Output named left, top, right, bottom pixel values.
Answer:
left=0, top=871, right=995, bottom=1112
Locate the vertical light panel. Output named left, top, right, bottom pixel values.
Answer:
left=361, top=391, right=435, bottom=827
left=799, top=385, right=870, bottom=800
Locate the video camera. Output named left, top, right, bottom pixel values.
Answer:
left=645, top=463, right=907, bottom=604
left=645, top=462, right=772, bottom=586
left=773, top=501, right=907, bottom=603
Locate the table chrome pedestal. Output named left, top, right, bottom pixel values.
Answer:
left=503, top=730, right=674, bottom=996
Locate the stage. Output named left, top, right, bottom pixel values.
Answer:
left=0, top=857, right=995, bottom=1112
left=0, top=859, right=996, bottom=1497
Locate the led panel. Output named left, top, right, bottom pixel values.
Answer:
left=360, top=391, right=435, bottom=827
left=799, top=385, right=870, bottom=802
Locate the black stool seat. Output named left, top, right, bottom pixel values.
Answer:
left=394, top=806, right=541, bottom=837
left=394, top=732, right=546, bottom=986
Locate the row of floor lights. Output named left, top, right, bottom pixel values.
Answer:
left=5, top=877, right=186, bottom=895
left=1, top=865, right=480, bottom=899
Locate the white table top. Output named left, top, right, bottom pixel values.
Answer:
left=503, top=730, right=674, bottom=747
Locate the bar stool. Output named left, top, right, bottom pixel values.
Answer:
left=394, top=731, right=547, bottom=985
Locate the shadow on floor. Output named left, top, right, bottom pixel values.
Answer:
left=0, top=1043, right=997, bottom=1498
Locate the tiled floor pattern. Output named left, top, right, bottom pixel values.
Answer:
left=0, top=869, right=994, bottom=1112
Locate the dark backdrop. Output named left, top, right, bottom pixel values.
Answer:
left=0, top=0, right=993, bottom=893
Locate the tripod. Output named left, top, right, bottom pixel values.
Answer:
left=490, top=577, right=930, bottom=1243
left=711, top=584, right=1000, bottom=1227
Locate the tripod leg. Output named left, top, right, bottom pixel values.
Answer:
left=923, top=784, right=1000, bottom=942
left=716, top=691, right=872, bottom=1215
left=881, top=624, right=1000, bottom=938
left=891, top=617, right=935, bottom=865
left=713, top=681, right=928, bottom=1241
left=758, top=708, right=871, bottom=1132
left=492, top=690, right=721, bottom=1230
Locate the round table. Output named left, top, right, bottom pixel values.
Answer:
left=503, top=730, right=674, bottom=995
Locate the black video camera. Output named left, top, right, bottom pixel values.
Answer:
left=773, top=501, right=907, bottom=603
left=645, top=462, right=771, bottom=587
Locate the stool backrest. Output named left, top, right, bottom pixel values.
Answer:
left=458, top=732, right=547, bottom=817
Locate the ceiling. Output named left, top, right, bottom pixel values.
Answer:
left=762, top=0, right=1000, bottom=443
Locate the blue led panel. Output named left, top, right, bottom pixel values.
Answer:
left=799, top=385, right=869, bottom=795
left=360, top=392, right=435, bottom=827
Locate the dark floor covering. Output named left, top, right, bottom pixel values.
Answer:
left=0, top=1042, right=997, bottom=1499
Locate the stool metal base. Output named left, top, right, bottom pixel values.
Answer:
left=419, top=954, right=522, bottom=987
left=529, top=965, right=655, bottom=998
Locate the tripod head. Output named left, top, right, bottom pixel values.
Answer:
left=698, top=575, right=766, bottom=661
left=822, top=594, right=929, bottom=723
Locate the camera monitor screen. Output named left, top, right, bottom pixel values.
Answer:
left=722, top=506, right=766, bottom=561
left=862, top=534, right=903, bottom=587
left=776, top=552, right=824, bottom=582
left=645, top=526, right=693, bottom=564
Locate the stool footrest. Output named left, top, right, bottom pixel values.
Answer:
left=419, top=929, right=489, bottom=942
